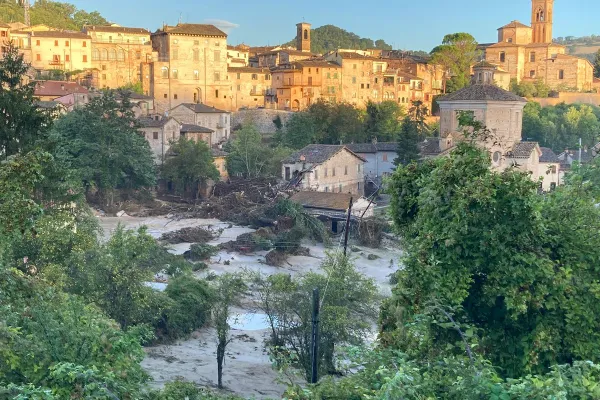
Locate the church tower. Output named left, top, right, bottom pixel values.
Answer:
left=531, top=0, right=553, bottom=43
left=296, top=22, right=311, bottom=52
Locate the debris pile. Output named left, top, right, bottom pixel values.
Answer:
left=159, top=226, right=221, bottom=244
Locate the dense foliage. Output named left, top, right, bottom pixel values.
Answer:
left=509, top=77, right=551, bottom=98
left=283, top=24, right=392, bottom=54
left=0, top=0, right=107, bottom=30
left=522, top=101, right=600, bottom=152
left=430, top=33, right=481, bottom=93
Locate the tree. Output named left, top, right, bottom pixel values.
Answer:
left=278, top=111, right=318, bottom=149
left=0, top=43, right=53, bottom=158
left=50, top=90, right=156, bottom=206
left=161, top=137, right=219, bottom=197
left=431, top=33, right=480, bottom=93
left=394, top=116, right=421, bottom=166
left=594, top=49, right=600, bottom=78
left=254, top=253, right=378, bottom=381
left=364, top=100, right=404, bottom=142
left=212, top=273, right=245, bottom=389
left=226, top=124, right=292, bottom=178
left=385, top=136, right=600, bottom=377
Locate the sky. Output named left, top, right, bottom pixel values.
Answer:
left=66, top=0, right=599, bottom=51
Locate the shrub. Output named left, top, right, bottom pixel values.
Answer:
left=187, top=244, right=219, bottom=261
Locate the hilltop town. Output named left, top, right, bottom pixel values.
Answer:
left=3, top=0, right=600, bottom=399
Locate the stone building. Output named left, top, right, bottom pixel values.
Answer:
left=168, top=103, right=231, bottom=145
left=227, top=44, right=249, bottom=67
left=484, top=0, right=594, bottom=91
left=34, top=80, right=89, bottom=106
left=271, top=60, right=342, bottom=111
left=282, top=144, right=366, bottom=195
left=138, top=116, right=181, bottom=163
left=227, top=66, right=274, bottom=110
left=257, top=48, right=314, bottom=68
left=346, top=142, right=398, bottom=186
left=147, top=24, right=230, bottom=113
left=428, top=62, right=560, bottom=190
left=83, top=25, right=152, bottom=90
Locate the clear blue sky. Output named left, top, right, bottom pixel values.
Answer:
left=67, top=0, right=597, bottom=51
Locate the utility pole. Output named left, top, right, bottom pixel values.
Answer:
left=310, top=288, right=320, bottom=384
left=23, top=0, right=30, bottom=27
left=579, top=138, right=582, bottom=164
left=343, top=197, right=353, bottom=256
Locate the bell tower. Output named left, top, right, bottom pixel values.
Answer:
left=296, top=22, right=311, bottom=53
left=531, top=0, right=553, bottom=43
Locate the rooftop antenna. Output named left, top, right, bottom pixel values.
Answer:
left=178, top=13, right=182, bottom=25
left=23, top=0, right=31, bottom=27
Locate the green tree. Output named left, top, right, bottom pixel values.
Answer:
left=161, top=137, right=219, bottom=197
left=282, top=24, right=392, bottom=54
left=364, top=100, right=404, bottom=142
left=385, top=136, right=600, bottom=377
left=594, top=49, right=600, bottom=78
left=51, top=90, right=156, bottom=206
left=431, top=33, right=480, bottom=93
left=279, top=112, right=319, bottom=149
left=254, top=253, right=378, bottom=381
left=0, top=43, right=53, bottom=158
left=394, top=116, right=421, bottom=166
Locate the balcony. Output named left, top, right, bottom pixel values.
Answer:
left=48, top=59, right=63, bottom=66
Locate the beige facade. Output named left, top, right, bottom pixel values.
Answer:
left=84, top=25, right=152, bottom=90
left=485, top=0, right=593, bottom=92
left=168, top=103, right=231, bottom=145
left=271, top=60, right=342, bottom=111
left=138, top=116, right=182, bottom=163
left=227, top=44, right=249, bottom=67
left=147, top=24, right=230, bottom=113
left=282, top=145, right=366, bottom=196
left=228, top=67, right=274, bottom=110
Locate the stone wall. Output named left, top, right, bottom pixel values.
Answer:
left=533, top=92, right=600, bottom=107
left=232, top=109, right=293, bottom=134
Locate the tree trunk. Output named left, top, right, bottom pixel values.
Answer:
left=217, top=341, right=225, bottom=389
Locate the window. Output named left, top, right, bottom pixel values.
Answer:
left=357, top=164, right=362, bottom=173
left=193, top=48, right=199, bottom=61
left=339, top=184, right=343, bottom=193
left=52, top=54, right=60, bottom=63
left=285, top=167, right=291, bottom=180
left=83, top=55, right=88, bottom=62
left=333, top=72, right=338, bottom=79
left=194, top=70, right=199, bottom=80
left=101, top=65, right=107, bottom=70
left=327, top=72, right=331, bottom=78
left=214, top=72, right=220, bottom=81
left=164, top=94, right=167, bottom=98
left=108, top=36, right=113, bottom=43
left=324, top=168, right=328, bottom=177
left=100, top=49, right=108, bottom=60
left=174, top=94, right=178, bottom=99
left=136, top=51, right=141, bottom=60
left=172, top=69, right=178, bottom=79
left=252, top=73, right=258, bottom=80
left=507, top=38, right=513, bottom=43
left=352, top=77, right=357, bottom=84
left=193, top=92, right=198, bottom=103
left=559, top=70, right=564, bottom=80
left=332, top=167, right=336, bottom=177
left=314, top=169, right=318, bottom=179
left=108, top=49, right=116, bottom=60
left=36, top=54, right=41, bottom=61
left=367, top=84, right=370, bottom=89
left=214, top=50, right=221, bottom=62
left=361, top=83, right=364, bottom=89
left=172, top=48, right=178, bottom=60
left=153, top=132, right=159, bottom=140
left=54, top=40, right=58, bottom=46
left=36, top=40, right=40, bottom=46
left=117, top=49, right=125, bottom=61
left=344, top=166, right=348, bottom=175
left=530, top=52, right=536, bottom=62
left=550, top=182, right=557, bottom=191
left=383, top=153, right=388, bottom=162
left=65, top=55, right=70, bottom=62
left=304, top=29, right=308, bottom=40
left=265, top=74, right=271, bottom=80
left=65, top=41, right=69, bottom=47
left=500, top=52, right=506, bottom=62
left=375, top=78, right=379, bottom=84
left=237, top=84, right=241, bottom=90
left=92, top=48, right=99, bottom=60
left=530, top=70, right=536, bottom=78
left=161, top=67, right=168, bottom=78
left=353, top=63, right=357, bottom=69
left=215, top=89, right=219, bottom=98
left=357, top=182, right=361, bottom=191
left=324, top=186, right=329, bottom=193
left=215, top=41, right=220, bottom=47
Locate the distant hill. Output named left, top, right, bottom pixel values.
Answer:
left=554, top=35, right=600, bottom=62
left=0, top=0, right=108, bottom=30
left=283, top=24, right=393, bottom=54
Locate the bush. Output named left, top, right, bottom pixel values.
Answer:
left=186, top=244, right=219, bottom=261
left=153, top=275, right=214, bottom=341
left=144, top=379, right=245, bottom=399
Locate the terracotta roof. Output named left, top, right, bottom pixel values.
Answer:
left=396, top=71, right=422, bottom=81
left=437, top=84, right=526, bottom=103
left=346, top=142, right=398, bottom=153
left=539, top=147, right=559, bottom=163
left=473, top=60, right=497, bottom=69
left=290, top=191, right=355, bottom=211
left=283, top=144, right=366, bottom=164
left=228, top=66, right=271, bottom=74
left=211, top=148, right=228, bottom=157
left=35, top=100, right=62, bottom=109
left=34, top=80, right=89, bottom=96
left=179, top=103, right=229, bottom=113
left=336, top=52, right=379, bottom=61
left=0, top=23, right=10, bottom=29
left=162, top=24, right=226, bottom=37
left=293, top=60, right=340, bottom=68
left=498, top=20, right=531, bottom=30
left=180, top=124, right=214, bottom=133
left=21, top=30, right=90, bottom=39
left=84, top=25, right=150, bottom=34
left=419, top=138, right=441, bottom=155
left=510, top=142, right=539, bottom=158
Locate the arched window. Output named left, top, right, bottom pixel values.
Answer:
left=108, top=49, right=116, bottom=60
left=500, top=52, right=506, bottom=62
left=304, top=29, right=308, bottom=40
left=100, top=49, right=108, bottom=61
left=536, top=8, right=544, bottom=22
left=117, top=49, right=125, bottom=61
left=92, top=48, right=99, bottom=61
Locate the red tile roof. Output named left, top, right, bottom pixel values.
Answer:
left=161, top=24, right=226, bottom=37
left=34, top=81, right=89, bottom=96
